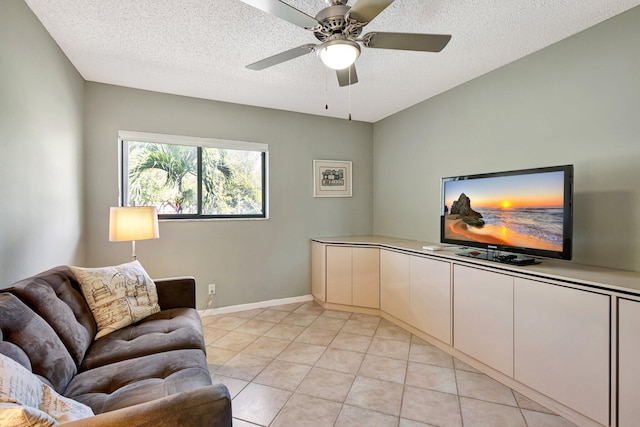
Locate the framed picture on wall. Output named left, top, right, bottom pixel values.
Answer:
left=313, top=160, right=352, bottom=197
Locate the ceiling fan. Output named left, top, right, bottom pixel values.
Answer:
left=240, top=0, right=452, bottom=87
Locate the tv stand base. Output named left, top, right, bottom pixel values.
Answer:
left=456, top=250, right=541, bottom=266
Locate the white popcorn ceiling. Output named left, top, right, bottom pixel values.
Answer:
left=25, top=0, right=640, bottom=122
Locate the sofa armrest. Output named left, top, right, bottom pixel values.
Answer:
left=154, top=276, right=196, bottom=310
left=62, top=384, right=231, bottom=427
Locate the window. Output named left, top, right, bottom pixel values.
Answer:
left=119, top=131, right=267, bottom=219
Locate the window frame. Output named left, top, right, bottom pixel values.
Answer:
left=118, top=131, right=268, bottom=220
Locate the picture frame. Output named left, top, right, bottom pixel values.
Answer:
left=313, top=160, right=352, bottom=197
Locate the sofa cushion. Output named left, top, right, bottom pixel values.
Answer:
left=59, top=385, right=232, bottom=427
left=70, top=261, right=160, bottom=339
left=64, top=349, right=212, bottom=414
left=0, top=353, right=93, bottom=425
left=0, top=293, right=76, bottom=393
left=81, top=308, right=206, bottom=371
left=9, top=266, right=96, bottom=366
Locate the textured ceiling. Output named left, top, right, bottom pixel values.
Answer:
left=25, top=0, right=640, bottom=123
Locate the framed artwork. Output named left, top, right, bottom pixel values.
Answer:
left=313, top=160, right=352, bottom=197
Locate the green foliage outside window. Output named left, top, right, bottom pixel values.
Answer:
left=124, top=140, right=265, bottom=218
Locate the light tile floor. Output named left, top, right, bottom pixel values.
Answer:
left=201, top=301, right=577, bottom=427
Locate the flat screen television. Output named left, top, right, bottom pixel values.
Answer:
left=440, top=165, right=573, bottom=263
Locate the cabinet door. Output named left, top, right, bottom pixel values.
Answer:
left=311, top=241, right=326, bottom=301
left=514, top=278, right=609, bottom=426
left=410, top=256, right=451, bottom=345
left=453, top=265, right=514, bottom=376
left=380, top=249, right=410, bottom=323
left=326, top=246, right=352, bottom=305
left=619, top=298, right=640, bottom=427
left=352, top=248, right=380, bottom=308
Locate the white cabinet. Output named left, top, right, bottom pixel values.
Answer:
left=312, top=236, right=639, bottom=426
left=380, top=249, right=411, bottom=323
left=453, top=265, right=514, bottom=377
left=326, top=246, right=352, bottom=305
left=617, top=298, right=640, bottom=427
left=324, top=246, right=380, bottom=308
left=380, top=251, right=452, bottom=341
left=311, top=241, right=325, bottom=301
left=320, top=247, right=451, bottom=336
left=409, top=256, right=451, bottom=345
left=352, top=248, right=380, bottom=308
left=513, top=278, right=610, bottom=426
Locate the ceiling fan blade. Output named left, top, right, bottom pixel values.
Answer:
left=363, top=32, right=452, bottom=52
left=239, top=0, right=320, bottom=29
left=347, top=0, right=395, bottom=24
left=246, top=44, right=316, bottom=70
left=336, top=64, right=358, bottom=87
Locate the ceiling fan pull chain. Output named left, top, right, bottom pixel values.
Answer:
left=348, top=67, right=352, bottom=121
left=325, top=67, right=329, bottom=110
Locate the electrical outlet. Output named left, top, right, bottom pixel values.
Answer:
left=208, top=284, right=216, bottom=295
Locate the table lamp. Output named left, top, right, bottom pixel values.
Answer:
left=109, top=206, right=159, bottom=261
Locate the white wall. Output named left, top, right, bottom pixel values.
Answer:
left=373, top=6, right=640, bottom=272
left=83, top=83, right=373, bottom=308
left=0, top=0, right=85, bottom=286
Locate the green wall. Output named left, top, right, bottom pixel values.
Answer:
left=373, top=6, right=640, bottom=272
left=0, top=0, right=85, bottom=285
left=83, top=83, right=373, bottom=308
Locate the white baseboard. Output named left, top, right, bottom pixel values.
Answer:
left=199, top=294, right=314, bottom=317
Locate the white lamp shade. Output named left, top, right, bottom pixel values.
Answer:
left=109, top=206, right=159, bottom=242
left=318, top=40, right=360, bottom=70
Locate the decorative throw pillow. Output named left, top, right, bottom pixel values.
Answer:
left=71, top=261, right=161, bottom=339
left=0, top=403, right=57, bottom=426
left=0, top=354, right=40, bottom=408
left=0, top=354, right=93, bottom=426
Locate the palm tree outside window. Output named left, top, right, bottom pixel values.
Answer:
left=119, top=131, right=267, bottom=219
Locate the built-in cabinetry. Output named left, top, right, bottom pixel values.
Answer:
left=617, top=298, right=640, bottom=427
left=311, top=236, right=640, bottom=427
left=326, top=245, right=379, bottom=308
left=453, top=265, right=514, bottom=377
left=310, top=241, right=326, bottom=302
left=377, top=249, right=453, bottom=344
left=312, top=242, right=379, bottom=309
left=452, top=265, right=610, bottom=425
left=379, top=249, right=410, bottom=322
left=409, top=255, right=451, bottom=345
left=513, top=278, right=610, bottom=425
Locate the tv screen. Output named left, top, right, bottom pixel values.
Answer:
left=441, top=165, right=573, bottom=261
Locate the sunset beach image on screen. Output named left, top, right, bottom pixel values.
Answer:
left=442, top=171, right=565, bottom=252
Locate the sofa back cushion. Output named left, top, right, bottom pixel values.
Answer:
left=0, top=293, right=76, bottom=393
left=9, top=266, right=96, bottom=365
left=0, top=329, right=32, bottom=372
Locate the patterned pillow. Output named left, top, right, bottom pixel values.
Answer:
left=0, top=354, right=93, bottom=426
left=0, top=403, right=57, bottom=426
left=71, top=261, right=161, bottom=339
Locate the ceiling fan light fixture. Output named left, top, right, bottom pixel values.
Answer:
left=317, top=39, right=360, bottom=70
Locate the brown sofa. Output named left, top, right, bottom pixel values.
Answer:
left=0, top=265, right=232, bottom=426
